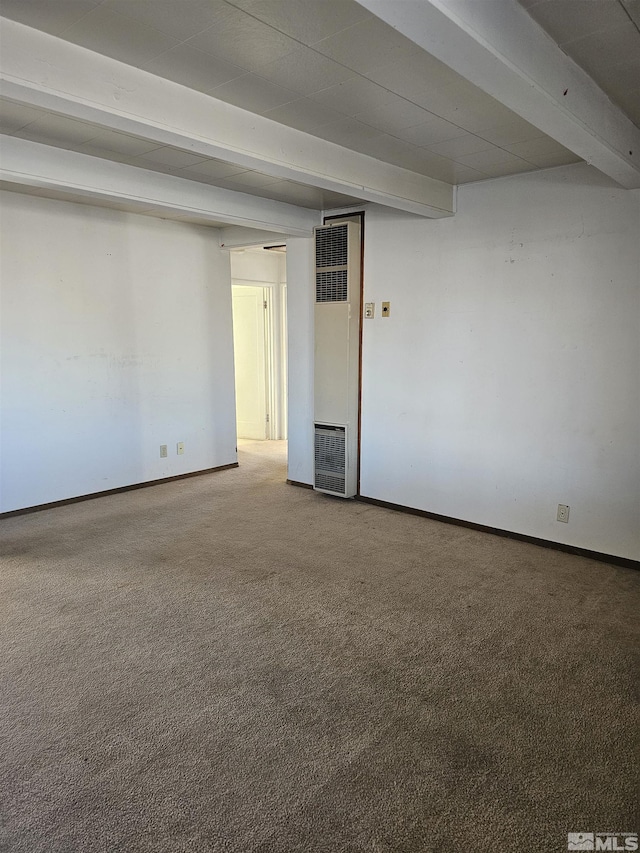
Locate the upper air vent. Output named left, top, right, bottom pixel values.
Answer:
left=316, top=223, right=348, bottom=268
left=315, top=223, right=349, bottom=303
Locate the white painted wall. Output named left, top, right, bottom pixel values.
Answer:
left=0, top=191, right=237, bottom=512
left=286, top=165, right=639, bottom=560
left=286, top=238, right=315, bottom=485
left=230, top=248, right=281, bottom=284
left=360, top=165, right=640, bottom=560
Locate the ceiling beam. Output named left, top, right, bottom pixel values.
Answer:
left=0, top=18, right=454, bottom=218
left=219, top=227, right=293, bottom=249
left=0, top=135, right=320, bottom=235
left=358, top=0, right=640, bottom=189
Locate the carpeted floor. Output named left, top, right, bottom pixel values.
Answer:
left=0, top=440, right=638, bottom=853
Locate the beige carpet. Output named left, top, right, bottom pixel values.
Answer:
left=1, top=440, right=638, bottom=853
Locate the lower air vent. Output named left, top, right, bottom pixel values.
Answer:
left=315, top=471, right=346, bottom=493
left=314, top=424, right=346, bottom=496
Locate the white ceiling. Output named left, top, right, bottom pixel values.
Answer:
left=0, top=0, right=637, bottom=221
left=519, top=0, right=640, bottom=128
left=0, top=178, right=232, bottom=226
left=0, top=95, right=364, bottom=210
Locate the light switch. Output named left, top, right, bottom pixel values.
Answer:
left=381, top=301, right=390, bottom=317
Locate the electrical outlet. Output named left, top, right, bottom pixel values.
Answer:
left=381, top=301, right=390, bottom=317
left=557, top=504, right=570, bottom=523
left=177, top=442, right=184, bottom=455
left=364, top=302, right=375, bottom=319
left=160, top=445, right=168, bottom=458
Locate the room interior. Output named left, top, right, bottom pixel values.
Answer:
left=0, top=0, right=638, bottom=562
left=1, top=0, right=638, bottom=562
left=0, top=1, right=639, bottom=850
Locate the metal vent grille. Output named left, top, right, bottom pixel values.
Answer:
left=316, top=224, right=348, bottom=268
left=316, top=269, right=348, bottom=302
left=315, top=224, right=349, bottom=302
left=315, top=471, right=346, bottom=493
left=314, top=425, right=346, bottom=495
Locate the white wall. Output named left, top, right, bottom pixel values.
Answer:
left=230, top=248, right=282, bottom=284
left=361, top=165, right=640, bottom=561
left=286, top=165, right=640, bottom=560
left=0, top=191, right=237, bottom=512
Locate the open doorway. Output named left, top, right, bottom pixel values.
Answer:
left=230, top=247, right=287, bottom=448
left=231, top=285, right=270, bottom=440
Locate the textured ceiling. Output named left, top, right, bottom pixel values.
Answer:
left=519, top=0, right=640, bottom=128
left=0, top=97, right=364, bottom=210
left=0, top=0, right=582, bottom=192
left=1, top=0, right=638, bottom=220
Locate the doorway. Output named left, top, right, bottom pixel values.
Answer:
left=230, top=248, right=287, bottom=445
left=232, top=284, right=269, bottom=440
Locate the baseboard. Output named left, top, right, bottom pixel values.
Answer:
left=355, top=495, right=639, bottom=571
left=0, top=463, right=239, bottom=519
left=286, top=479, right=314, bottom=490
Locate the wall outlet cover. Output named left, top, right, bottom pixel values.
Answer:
left=160, top=444, right=168, bottom=458
left=177, top=441, right=185, bottom=455
left=557, top=504, right=570, bottom=523
left=381, top=301, right=390, bottom=317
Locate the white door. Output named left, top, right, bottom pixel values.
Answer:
left=232, top=285, right=268, bottom=440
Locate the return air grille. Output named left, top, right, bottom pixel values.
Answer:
left=316, top=223, right=348, bottom=268
left=315, top=471, right=346, bottom=493
left=314, top=425, right=346, bottom=495
left=316, top=269, right=348, bottom=302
